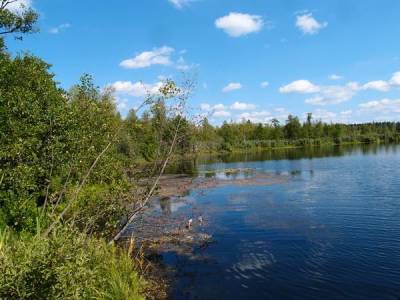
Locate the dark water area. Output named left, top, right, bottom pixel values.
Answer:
left=163, top=145, right=400, bottom=299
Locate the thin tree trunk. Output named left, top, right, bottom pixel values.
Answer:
left=44, top=142, right=112, bottom=236
left=111, top=119, right=181, bottom=243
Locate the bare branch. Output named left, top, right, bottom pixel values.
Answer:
left=44, top=142, right=112, bottom=236
left=111, top=117, right=182, bottom=243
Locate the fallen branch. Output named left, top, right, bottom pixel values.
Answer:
left=111, top=117, right=182, bottom=243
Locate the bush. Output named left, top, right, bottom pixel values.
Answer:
left=65, top=184, right=128, bottom=238
left=0, top=227, right=146, bottom=300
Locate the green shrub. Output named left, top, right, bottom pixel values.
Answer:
left=65, top=184, right=128, bottom=238
left=0, top=228, right=146, bottom=300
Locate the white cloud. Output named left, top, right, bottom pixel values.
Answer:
left=362, top=80, right=391, bottom=92
left=280, top=78, right=362, bottom=105
left=215, top=12, right=264, bottom=37
left=230, top=101, right=256, bottom=110
left=49, top=23, right=71, bottom=34
left=6, top=0, right=31, bottom=12
left=296, top=13, right=327, bottom=35
left=200, top=103, right=226, bottom=111
left=311, top=109, right=337, bottom=122
left=213, top=110, right=231, bottom=118
left=223, top=82, right=242, bottom=92
left=168, top=0, right=194, bottom=9
left=359, top=98, right=400, bottom=114
left=213, top=103, right=226, bottom=111
left=260, top=81, right=269, bottom=88
left=389, top=72, right=400, bottom=86
left=120, top=46, right=174, bottom=69
left=305, top=82, right=360, bottom=105
left=308, top=109, right=355, bottom=124
left=280, top=71, right=400, bottom=106
left=110, top=81, right=163, bottom=97
left=279, top=80, right=320, bottom=94
left=238, top=111, right=271, bottom=123
left=357, top=71, right=400, bottom=92
left=329, top=74, right=343, bottom=80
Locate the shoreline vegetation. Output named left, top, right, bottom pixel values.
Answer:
left=1, top=3, right=400, bottom=300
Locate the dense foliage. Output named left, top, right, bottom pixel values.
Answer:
left=0, top=2, right=399, bottom=298
left=193, top=116, right=400, bottom=153
left=0, top=4, right=186, bottom=297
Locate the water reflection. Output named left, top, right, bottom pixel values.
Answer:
left=166, top=144, right=399, bottom=176
left=166, top=144, right=400, bottom=300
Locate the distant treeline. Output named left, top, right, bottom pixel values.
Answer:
left=124, top=109, right=400, bottom=155
left=1, top=2, right=399, bottom=297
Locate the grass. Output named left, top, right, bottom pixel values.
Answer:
left=0, top=227, right=146, bottom=300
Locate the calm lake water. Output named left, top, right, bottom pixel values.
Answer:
left=164, top=145, right=400, bottom=300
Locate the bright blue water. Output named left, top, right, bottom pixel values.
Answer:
left=166, top=145, right=400, bottom=299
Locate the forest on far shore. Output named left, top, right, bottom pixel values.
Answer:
left=0, top=1, right=399, bottom=299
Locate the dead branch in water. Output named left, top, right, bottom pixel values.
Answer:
left=112, top=78, right=193, bottom=243
left=111, top=114, right=182, bottom=243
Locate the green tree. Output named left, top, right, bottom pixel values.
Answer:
left=0, top=53, right=68, bottom=230
left=284, top=115, right=301, bottom=139
left=0, top=0, right=38, bottom=49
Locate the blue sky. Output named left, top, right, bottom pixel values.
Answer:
left=6, top=0, right=400, bottom=124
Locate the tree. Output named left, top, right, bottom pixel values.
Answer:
left=0, top=0, right=38, bottom=49
left=284, top=115, right=301, bottom=139
left=0, top=54, right=68, bottom=230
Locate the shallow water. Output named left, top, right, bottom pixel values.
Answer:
left=164, top=145, right=400, bottom=299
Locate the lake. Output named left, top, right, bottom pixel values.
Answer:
left=163, top=145, right=400, bottom=299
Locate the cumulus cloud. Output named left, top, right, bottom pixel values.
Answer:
left=305, top=82, right=360, bottom=105
left=362, top=80, right=391, bottom=92
left=296, top=13, right=327, bottom=35
left=281, top=71, right=400, bottom=106
left=260, top=81, right=269, bottom=88
left=359, top=98, right=400, bottom=114
left=215, top=12, right=264, bottom=37
left=279, top=80, right=320, bottom=94
left=49, top=23, right=71, bottom=34
left=359, top=71, right=400, bottom=92
left=230, top=101, right=256, bottom=110
left=213, top=110, right=231, bottom=118
left=110, top=81, right=163, bottom=97
left=311, top=109, right=337, bottom=122
left=168, top=0, right=194, bottom=9
left=329, top=74, right=343, bottom=80
left=200, top=103, right=226, bottom=112
left=223, top=82, right=242, bottom=92
left=389, top=72, right=400, bottom=86
left=238, top=111, right=271, bottom=123
left=120, top=46, right=174, bottom=69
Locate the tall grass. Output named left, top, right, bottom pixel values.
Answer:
left=0, top=227, right=146, bottom=299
